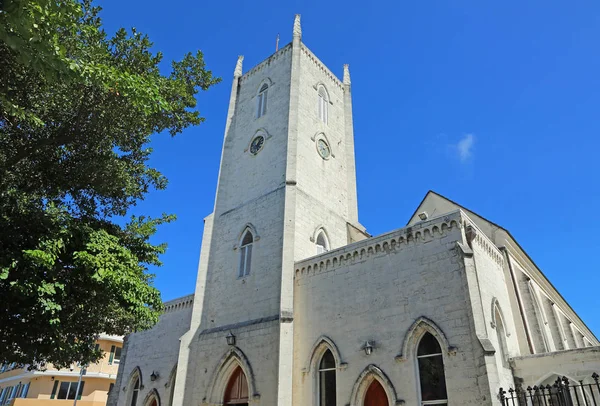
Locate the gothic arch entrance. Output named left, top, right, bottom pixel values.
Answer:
left=224, top=366, right=249, bottom=405
left=364, top=380, right=389, bottom=406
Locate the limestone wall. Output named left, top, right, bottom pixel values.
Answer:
left=110, top=296, right=193, bottom=406
left=293, top=211, right=495, bottom=405
left=511, top=346, right=600, bottom=386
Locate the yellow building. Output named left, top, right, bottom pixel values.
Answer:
left=0, top=335, right=123, bottom=406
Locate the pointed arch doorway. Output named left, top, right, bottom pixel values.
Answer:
left=364, top=380, right=389, bottom=406
left=224, top=366, right=249, bottom=405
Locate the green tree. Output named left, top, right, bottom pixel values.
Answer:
left=0, top=0, right=221, bottom=368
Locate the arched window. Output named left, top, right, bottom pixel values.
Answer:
left=224, top=366, right=248, bottom=405
left=494, top=307, right=509, bottom=368
left=167, top=371, right=176, bottom=406
left=130, top=377, right=140, bottom=406
left=316, top=231, right=329, bottom=254
left=318, top=86, right=328, bottom=124
left=239, top=231, right=253, bottom=277
left=364, top=380, right=388, bottom=406
left=417, top=332, right=448, bottom=405
left=257, top=84, right=268, bottom=118
left=318, top=349, right=336, bottom=406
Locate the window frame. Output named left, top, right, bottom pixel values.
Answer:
left=238, top=231, right=253, bottom=278
left=416, top=332, right=448, bottom=406
left=317, top=86, right=329, bottom=124
left=315, top=231, right=329, bottom=254
left=317, top=349, right=336, bottom=406
left=257, top=84, right=268, bottom=119
left=130, top=377, right=140, bottom=406
left=494, top=306, right=510, bottom=368
left=55, top=380, right=85, bottom=400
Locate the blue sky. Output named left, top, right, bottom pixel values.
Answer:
left=99, top=1, right=600, bottom=336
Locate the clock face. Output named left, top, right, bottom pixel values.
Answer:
left=317, top=139, right=330, bottom=159
left=250, top=135, right=265, bottom=155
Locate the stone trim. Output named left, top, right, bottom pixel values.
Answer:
left=233, top=223, right=261, bottom=250
left=164, top=363, right=177, bottom=389
left=347, top=364, right=404, bottom=405
left=198, top=315, right=279, bottom=336
left=204, top=347, right=260, bottom=405
left=490, top=297, right=511, bottom=337
left=395, top=316, right=457, bottom=362
left=300, top=44, right=343, bottom=89
left=163, top=294, right=194, bottom=314
left=122, top=365, right=144, bottom=406
left=295, top=211, right=463, bottom=278
left=302, top=335, right=348, bottom=375
left=462, top=218, right=504, bottom=265
left=239, top=43, right=292, bottom=83
left=142, top=388, right=161, bottom=406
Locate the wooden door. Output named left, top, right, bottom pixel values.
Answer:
left=364, top=380, right=388, bottom=406
left=224, top=366, right=249, bottom=405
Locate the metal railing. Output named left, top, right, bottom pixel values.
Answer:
left=499, top=373, right=600, bottom=406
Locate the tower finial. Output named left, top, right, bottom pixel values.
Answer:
left=293, top=14, right=302, bottom=41
left=234, top=55, right=244, bottom=77
left=343, top=64, right=351, bottom=85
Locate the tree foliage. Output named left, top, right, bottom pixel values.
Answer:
left=0, top=0, right=221, bottom=368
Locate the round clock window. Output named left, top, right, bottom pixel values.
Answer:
left=317, top=139, right=331, bottom=159
left=250, top=135, right=265, bottom=155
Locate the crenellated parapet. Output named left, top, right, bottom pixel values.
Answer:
left=461, top=216, right=504, bottom=265
left=294, top=211, right=464, bottom=278
left=239, top=43, right=293, bottom=83
left=163, top=294, right=194, bottom=313
left=300, top=44, right=344, bottom=90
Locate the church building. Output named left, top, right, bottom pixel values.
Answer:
left=108, top=15, right=600, bottom=406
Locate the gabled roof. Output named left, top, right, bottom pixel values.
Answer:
left=407, top=190, right=598, bottom=342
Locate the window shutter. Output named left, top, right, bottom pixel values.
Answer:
left=50, top=380, right=59, bottom=399
left=21, top=383, right=30, bottom=398
left=263, top=90, right=267, bottom=115
left=108, top=345, right=116, bottom=364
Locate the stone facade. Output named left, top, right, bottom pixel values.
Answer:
left=108, top=15, right=600, bottom=406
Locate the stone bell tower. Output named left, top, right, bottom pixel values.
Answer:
left=173, top=15, right=364, bottom=405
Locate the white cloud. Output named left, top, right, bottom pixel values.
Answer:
left=456, top=133, right=475, bottom=163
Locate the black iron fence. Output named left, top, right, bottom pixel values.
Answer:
left=499, top=373, right=600, bottom=406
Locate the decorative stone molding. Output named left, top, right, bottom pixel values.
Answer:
left=395, top=316, right=457, bottom=362
left=490, top=297, right=511, bottom=337
left=204, top=347, right=260, bottom=405
left=244, top=128, right=273, bottom=153
left=478, top=337, right=496, bottom=355
left=123, top=366, right=144, bottom=397
left=343, top=64, right=351, bottom=86
left=233, top=223, right=260, bottom=250
left=302, top=335, right=348, bottom=375
left=293, top=14, right=302, bottom=39
left=347, top=364, right=404, bottom=405
left=142, top=388, right=161, bottom=406
left=310, top=132, right=335, bottom=159
left=233, top=55, right=243, bottom=77
left=295, top=212, right=462, bottom=278
left=240, top=44, right=292, bottom=83
left=300, top=44, right=343, bottom=89
left=164, top=363, right=177, bottom=389
left=163, top=294, right=194, bottom=313
left=312, top=82, right=334, bottom=105
left=254, top=77, right=273, bottom=95
left=462, top=220, right=504, bottom=265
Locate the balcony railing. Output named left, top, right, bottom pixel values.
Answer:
left=499, top=373, right=600, bottom=406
